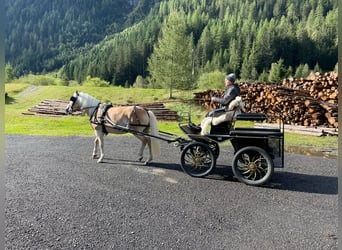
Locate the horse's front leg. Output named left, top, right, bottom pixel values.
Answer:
left=94, top=129, right=105, bottom=163
left=92, top=137, right=98, bottom=159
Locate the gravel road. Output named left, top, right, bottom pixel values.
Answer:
left=5, top=135, right=338, bottom=249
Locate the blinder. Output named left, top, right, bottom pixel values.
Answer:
left=66, top=92, right=79, bottom=114
left=70, top=95, right=78, bottom=102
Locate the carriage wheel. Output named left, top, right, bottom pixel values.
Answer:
left=232, top=146, right=273, bottom=186
left=180, top=142, right=215, bottom=177
left=209, top=142, right=220, bottom=159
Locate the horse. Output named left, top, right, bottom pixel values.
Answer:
left=65, top=91, right=160, bottom=164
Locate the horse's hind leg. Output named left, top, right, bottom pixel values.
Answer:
left=147, top=138, right=153, bottom=163
left=136, top=135, right=150, bottom=164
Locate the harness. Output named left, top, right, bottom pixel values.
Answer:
left=128, top=106, right=150, bottom=127
left=89, top=104, right=150, bottom=135
left=88, top=103, right=110, bottom=134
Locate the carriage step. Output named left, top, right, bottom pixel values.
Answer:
left=179, top=124, right=201, bottom=135
left=230, top=128, right=282, bottom=137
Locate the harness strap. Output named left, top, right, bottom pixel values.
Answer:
left=128, top=106, right=150, bottom=127
left=89, top=103, right=111, bottom=135
left=100, top=103, right=113, bottom=122
left=89, top=103, right=101, bottom=124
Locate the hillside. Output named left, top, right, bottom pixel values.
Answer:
left=5, top=0, right=162, bottom=75
left=5, top=0, right=338, bottom=85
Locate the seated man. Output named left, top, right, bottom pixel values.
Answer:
left=200, top=96, right=243, bottom=135
left=199, top=73, right=242, bottom=135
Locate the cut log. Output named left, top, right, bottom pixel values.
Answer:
left=194, top=72, right=338, bottom=130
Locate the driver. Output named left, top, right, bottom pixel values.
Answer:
left=200, top=73, right=241, bottom=135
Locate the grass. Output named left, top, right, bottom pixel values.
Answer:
left=5, top=84, right=196, bottom=136
left=5, top=83, right=338, bottom=154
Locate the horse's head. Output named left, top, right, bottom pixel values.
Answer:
left=65, top=91, right=100, bottom=114
left=65, top=91, right=80, bottom=114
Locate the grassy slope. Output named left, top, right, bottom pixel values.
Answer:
left=5, top=84, right=338, bottom=154
left=5, top=84, right=202, bottom=136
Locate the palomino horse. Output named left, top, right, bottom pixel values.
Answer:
left=65, top=91, right=160, bottom=164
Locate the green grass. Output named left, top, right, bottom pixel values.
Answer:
left=5, top=84, right=338, bottom=154
left=284, top=132, right=337, bottom=152
left=5, top=84, right=195, bottom=136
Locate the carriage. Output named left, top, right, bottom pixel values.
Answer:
left=176, top=112, right=284, bottom=186
left=66, top=91, right=284, bottom=186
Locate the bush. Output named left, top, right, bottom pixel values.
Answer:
left=82, top=75, right=110, bottom=87
left=133, top=75, right=148, bottom=88
left=10, top=73, right=68, bottom=86
left=196, top=70, right=226, bottom=90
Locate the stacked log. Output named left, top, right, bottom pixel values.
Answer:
left=119, top=102, right=179, bottom=120
left=25, top=100, right=179, bottom=120
left=194, top=72, right=338, bottom=128
left=26, top=99, right=79, bottom=116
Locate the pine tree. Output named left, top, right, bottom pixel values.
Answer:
left=147, top=12, right=193, bottom=98
left=268, top=58, right=288, bottom=81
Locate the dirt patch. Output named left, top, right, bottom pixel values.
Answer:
left=17, top=86, right=41, bottom=98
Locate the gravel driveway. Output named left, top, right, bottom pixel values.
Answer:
left=5, top=135, right=338, bottom=249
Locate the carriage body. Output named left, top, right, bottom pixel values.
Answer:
left=178, top=112, right=284, bottom=185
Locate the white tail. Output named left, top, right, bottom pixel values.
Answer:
left=147, top=110, right=161, bottom=157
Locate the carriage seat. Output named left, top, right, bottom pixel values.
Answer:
left=200, top=97, right=243, bottom=136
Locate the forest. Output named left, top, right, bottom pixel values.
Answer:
left=5, top=0, right=161, bottom=75
left=5, top=0, right=338, bottom=86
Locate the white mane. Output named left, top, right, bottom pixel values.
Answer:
left=77, top=92, right=100, bottom=108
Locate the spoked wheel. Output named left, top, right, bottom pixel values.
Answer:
left=209, top=142, right=220, bottom=159
left=232, top=146, right=274, bottom=186
left=180, top=142, right=215, bottom=177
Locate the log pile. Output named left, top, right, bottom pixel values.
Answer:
left=24, top=99, right=80, bottom=117
left=119, top=102, right=179, bottom=120
left=194, top=72, right=338, bottom=129
left=25, top=100, right=179, bottom=121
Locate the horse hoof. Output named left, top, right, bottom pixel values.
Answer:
left=138, top=156, right=143, bottom=162
left=92, top=155, right=97, bottom=159
left=144, top=160, right=151, bottom=165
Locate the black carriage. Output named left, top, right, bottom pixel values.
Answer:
left=177, top=112, right=284, bottom=186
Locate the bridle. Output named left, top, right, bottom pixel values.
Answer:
left=66, top=92, right=79, bottom=114
left=66, top=91, right=101, bottom=115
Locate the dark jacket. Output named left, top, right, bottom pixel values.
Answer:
left=206, top=83, right=240, bottom=117
left=212, top=83, right=240, bottom=107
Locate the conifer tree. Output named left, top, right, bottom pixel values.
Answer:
left=147, top=12, right=193, bottom=98
left=268, top=58, right=288, bottom=81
